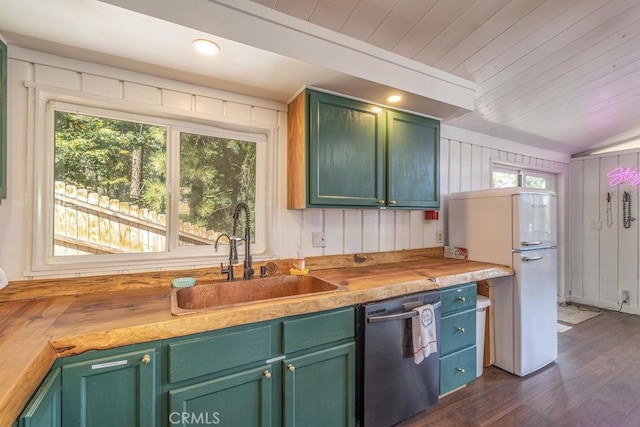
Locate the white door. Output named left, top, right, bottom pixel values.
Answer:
left=512, top=248, right=558, bottom=376
left=512, top=193, right=557, bottom=251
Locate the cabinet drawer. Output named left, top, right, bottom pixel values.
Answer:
left=168, top=325, right=272, bottom=383
left=440, top=309, right=476, bottom=355
left=282, top=308, right=354, bottom=354
left=441, top=283, right=477, bottom=315
left=440, top=346, right=477, bottom=395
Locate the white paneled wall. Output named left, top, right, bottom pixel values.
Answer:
left=4, top=48, right=285, bottom=280
left=569, top=153, right=640, bottom=314
left=2, top=47, right=570, bottom=280
left=286, top=131, right=569, bottom=264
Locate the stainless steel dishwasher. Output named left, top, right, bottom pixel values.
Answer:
left=356, top=290, right=441, bottom=427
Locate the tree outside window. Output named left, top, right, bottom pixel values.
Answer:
left=179, top=132, right=256, bottom=245
left=53, top=111, right=256, bottom=256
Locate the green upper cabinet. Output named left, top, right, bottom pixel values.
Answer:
left=287, top=89, right=440, bottom=209
left=386, top=110, right=440, bottom=209
left=308, top=91, right=385, bottom=207
left=0, top=38, right=6, bottom=201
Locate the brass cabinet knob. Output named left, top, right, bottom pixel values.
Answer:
left=141, top=354, right=151, bottom=365
left=388, top=200, right=396, bottom=205
left=263, top=370, right=272, bottom=379
left=456, top=367, right=466, bottom=374
left=377, top=199, right=385, bottom=205
left=457, top=296, right=466, bottom=302
left=456, top=327, right=465, bottom=333
left=287, top=364, right=295, bottom=373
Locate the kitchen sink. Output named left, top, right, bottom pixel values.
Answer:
left=170, top=274, right=344, bottom=315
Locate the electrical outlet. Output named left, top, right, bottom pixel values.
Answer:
left=436, top=230, right=444, bottom=243
left=312, top=232, right=326, bottom=248
left=621, top=290, right=630, bottom=304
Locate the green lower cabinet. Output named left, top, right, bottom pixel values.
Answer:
left=440, top=347, right=477, bottom=394
left=18, top=308, right=356, bottom=427
left=168, top=365, right=272, bottom=427
left=62, top=347, right=158, bottom=426
left=439, top=282, right=477, bottom=395
left=19, top=368, right=62, bottom=427
left=440, top=309, right=476, bottom=355
left=283, top=343, right=355, bottom=427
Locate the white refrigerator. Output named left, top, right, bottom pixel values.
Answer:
left=448, top=188, right=558, bottom=377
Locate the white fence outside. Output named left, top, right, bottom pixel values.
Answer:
left=54, top=181, right=219, bottom=255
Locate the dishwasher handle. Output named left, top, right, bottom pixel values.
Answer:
left=367, top=301, right=441, bottom=323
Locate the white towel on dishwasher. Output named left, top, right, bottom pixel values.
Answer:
left=412, top=304, right=437, bottom=364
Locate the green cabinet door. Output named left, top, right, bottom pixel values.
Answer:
left=168, top=365, right=272, bottom=427
left=62, top=347, right=157, bottom=427
left=386, top=110, right=440, bottom=208
left=283, top=343, right=355, bottom=427
left=308, top=91, right=385, bottom=207
left=19, top=368, right=62, bottom=427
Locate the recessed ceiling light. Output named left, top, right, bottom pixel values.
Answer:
left=192, top=39, right=220, bottom=56
left=386, top=95, right=402, bottom=103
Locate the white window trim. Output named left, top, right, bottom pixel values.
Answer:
left=26, top=86, right=276, bottom=277
left=491, top=159, right=557, bottom=190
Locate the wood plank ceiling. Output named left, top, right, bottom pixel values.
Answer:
left=251, top=0, right=640, bottom=154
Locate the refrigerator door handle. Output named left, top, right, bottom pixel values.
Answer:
left=521, top=241, right=543, bottom=246
left=522, top=255, right=543, bottom=262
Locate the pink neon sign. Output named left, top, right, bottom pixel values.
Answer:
left=608, top=167, right=640, bottom=186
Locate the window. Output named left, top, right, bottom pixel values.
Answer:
left=54, top=111, right=168, bottom=256
left=32, top=97, right=269, bottom=274
left=492, top=167, right=518, bottom=188
left=492, top=164, right=555, bottom=190
left=179, top=132, right=256, bottom=247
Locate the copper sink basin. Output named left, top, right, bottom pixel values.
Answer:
left=170, top=275, right=343, bottom=315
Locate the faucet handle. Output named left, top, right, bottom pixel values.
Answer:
left=260, top=265, right=267, bottom=278
left=220, top=262, right=234, bottom=281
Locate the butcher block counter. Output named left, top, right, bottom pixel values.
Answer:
left=0, top=248, right=512, bottom=426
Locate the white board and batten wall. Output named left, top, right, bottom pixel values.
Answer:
left=282, top=124, right=570, bottom=268
left=2, top=46, right=569, bottom=281
left=569, top=152, right=640, bottom=314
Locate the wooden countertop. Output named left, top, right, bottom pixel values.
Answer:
left=0, top=253, right=512, bottom=426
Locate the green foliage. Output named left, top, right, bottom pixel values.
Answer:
left=54, top=111, right=257, bottom=241
left=54, top=111, right=166, bottom=207
left=180, top=132, right=256, bottom=236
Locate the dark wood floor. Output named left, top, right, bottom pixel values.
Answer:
left=399, top=308, right=640, bottom=427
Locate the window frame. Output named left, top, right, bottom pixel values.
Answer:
left=491, top=161, right=557, bottom=191
left=27, top=88, right=274, bottom=276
